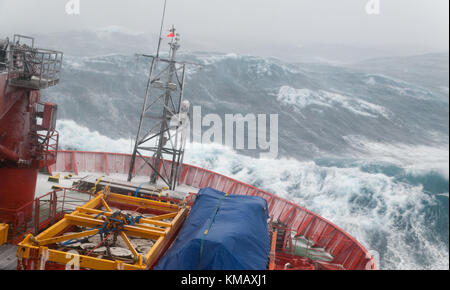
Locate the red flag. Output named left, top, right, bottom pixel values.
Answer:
left=167, top=32, right=175, bottom=38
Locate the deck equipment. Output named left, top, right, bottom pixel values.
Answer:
left=155, top=188, right=270, bottom=270
left=16, top=187, right=189, bottom=270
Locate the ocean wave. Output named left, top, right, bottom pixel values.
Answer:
left=363, top=73, right=444, bottom=101
left=343, top=135, right=449, bottom=179
left=47, top=52, right=448, bottom=161
left=182, top=52, right=304, bottom=76
left=275, top=86, right=391, bottom=119
left=57, top=120, right=134, bottom=154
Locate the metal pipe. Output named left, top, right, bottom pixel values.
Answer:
left=0, top=144, right=19, bottom=162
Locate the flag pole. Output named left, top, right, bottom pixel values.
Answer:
left=156, top=0, right=167, bottom=59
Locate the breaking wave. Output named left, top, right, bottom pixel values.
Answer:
left=275, top=86, right=392, bottom=119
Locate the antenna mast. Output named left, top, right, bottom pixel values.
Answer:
left=127, top=1, right=189, bottom=190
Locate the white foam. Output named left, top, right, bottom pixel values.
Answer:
left=363, top=74, right=439, bottom=101
left=276, top=86, right=391, bottom=119
left=343, top=135, right=450, bottom=179
left=57, top=120, right=134, bottom=154
left=192, top=52, right=239, bottom=66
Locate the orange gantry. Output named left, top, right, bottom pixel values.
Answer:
left=16, top=186, right=189, bottom=270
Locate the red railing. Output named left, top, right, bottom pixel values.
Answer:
left=48, top=150, right=376, bottom=270
left=32, top=130, right=59, bottom=170
left=1, top=188, right=93, bottom=244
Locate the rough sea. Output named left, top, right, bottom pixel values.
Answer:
left=40, top=30, right=449, bottom=270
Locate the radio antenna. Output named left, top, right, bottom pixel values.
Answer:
left=156, top=0, right=167, bottom=58
left=128, top=0, right=190, bottom=190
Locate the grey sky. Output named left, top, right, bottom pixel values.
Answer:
left=0, top=0, right=448, bottom=55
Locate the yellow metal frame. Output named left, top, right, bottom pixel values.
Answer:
left=17, top=188, right=189, bottom=270
left=0, top=223, right=8, bottom=246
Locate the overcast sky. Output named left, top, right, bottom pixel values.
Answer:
left=0, top=0, right=448, bottom=55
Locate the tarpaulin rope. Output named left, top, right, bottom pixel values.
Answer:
left=198, top=193, right=228, bottom=269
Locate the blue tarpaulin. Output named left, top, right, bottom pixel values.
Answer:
left=155, top=187, right=270, bottom=270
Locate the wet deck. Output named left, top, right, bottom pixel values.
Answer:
left=35, top=172, right=199, bottom=200
left=0, top=244, right=17, bottom=270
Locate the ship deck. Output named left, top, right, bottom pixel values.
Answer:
left=35, top=172, right=199, bottom=199
left=3, top=150, right=375, bottom=270
left=0, top=244, right=17, bottom=270
left=45, top=151, right=375, bottom=270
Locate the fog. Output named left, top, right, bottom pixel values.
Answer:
left=0, top=0, right=448, bottom=57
